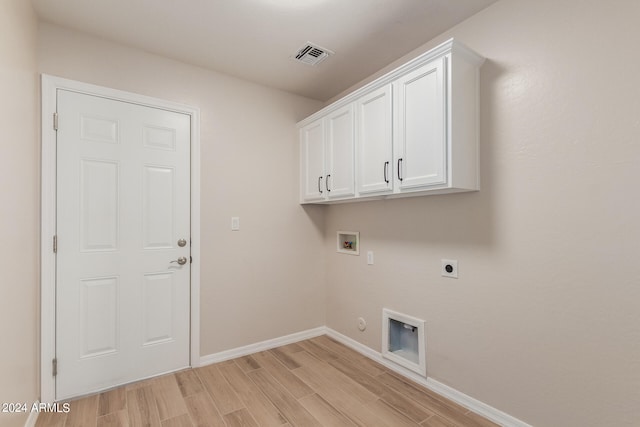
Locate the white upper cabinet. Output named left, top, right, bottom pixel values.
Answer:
left=357, top=84, right=393, bottom=195
left=298, top=38, right=484, bottom=204
left=325, top=105, right=355, bottom=199
left=300, top=105, right=355, bottom=203
left=394, top=56, right=446, bottom=191
left=300, top=119, right=325, bottom=202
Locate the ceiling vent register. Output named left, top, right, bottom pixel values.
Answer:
left=293, top=42, right=334, bottom=66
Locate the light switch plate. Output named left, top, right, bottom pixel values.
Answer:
left=231, top=217, right=240, bottom=231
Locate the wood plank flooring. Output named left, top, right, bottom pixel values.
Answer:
left=35, top=336, right=499, bottom=427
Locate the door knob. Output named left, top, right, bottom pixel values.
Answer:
left=170, top=257, right=188, bottom=265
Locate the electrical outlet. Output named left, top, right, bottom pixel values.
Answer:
left=441, top=259, right=458, bottom=278
left=358, top=317, right=367, bottom=331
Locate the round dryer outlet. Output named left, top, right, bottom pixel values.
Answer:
left=357, top=317, right=367, bottom=331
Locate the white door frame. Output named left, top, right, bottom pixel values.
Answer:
left=40, top=74, right=201, bottom=403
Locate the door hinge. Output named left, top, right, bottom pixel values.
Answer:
left=52, top=358, right=57, bottom=377
left=190, top=256, right=193, bottom=264
left=53, top=112, right=58, bottom=131
left=53, top=235, right=57, bottom=253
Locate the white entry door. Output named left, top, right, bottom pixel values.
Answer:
left=55, top=89, right=191, bottom=400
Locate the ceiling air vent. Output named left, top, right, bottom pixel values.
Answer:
left=293, top=42, right=334, bottom=66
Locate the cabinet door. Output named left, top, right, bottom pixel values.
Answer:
left=395, top=57, right=447, bottom=190
left=325, top=105, right=355, bottom=199
left=300, top=120, right=325, bottom=202
left=357, top=85, right=393, bottom=195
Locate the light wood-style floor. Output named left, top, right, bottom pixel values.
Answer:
left=36, top=336, right=498, bottom=427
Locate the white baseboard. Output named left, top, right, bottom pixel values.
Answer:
left=423, top=378, right=531, bottom=427
left=23, top=402, right=39, bottom=427
left=198, top=326, right=327, bottom=367
left=325, top=328, right=532, bottom=427
left=197, top=326, right=530, bottom=427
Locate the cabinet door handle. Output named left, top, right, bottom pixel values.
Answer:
left=397, top=158, right=403, bottom=181
left=384, top=161, right=389, bottom=184
left=326, top=174, right=331, bottom=192
left=318, top=176, right=323, bottom=194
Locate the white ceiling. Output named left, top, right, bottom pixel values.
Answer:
left=32, top=0, right=496, bottom=101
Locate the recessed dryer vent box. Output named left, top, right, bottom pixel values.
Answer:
left=382, top=309, right=426, bottom=376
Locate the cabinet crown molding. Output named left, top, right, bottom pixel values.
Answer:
left=297, top=38, right=484, bottom=128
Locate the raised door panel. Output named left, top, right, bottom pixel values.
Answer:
left=79, top=159, right=119, bottom=252
left=300, top=120, right=325, bottom=202
left=325, top=105, right=355, bottom=199
left=395, top=57, right=447, bottom=190
left=357, top=85, right=393, bottom=195
left=80, top=115, right=119, bottom=144
left=79, top=276, right=119, bottom=358
left=142, top=272, right=175, bottom=346
left=142, top=165, right=175, bottom=249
